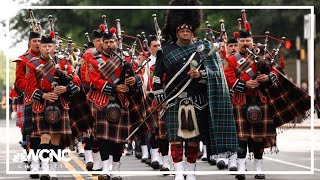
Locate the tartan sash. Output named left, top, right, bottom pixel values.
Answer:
left=163, top=40, right=238, bottom=154
left=163, top=41, right=202, bottom=67
left=96, top=55, right=122, bottom=80
left=31, top=60, right=55, bottom=85
left=234, top=54, right=255, bottom=78
left=198, top=40, right=239, bottom=154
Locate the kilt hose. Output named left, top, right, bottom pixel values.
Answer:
left=68, top=88, right=94, bottom=137
left=233, top=98, right=276, bottom=149
left=164, top=100, right=210, bottom=143
left=32, top=109, right=71, bottom=136
left=90, top=102, right=129, bottom=144
left=16, top=103, right=24, bottom=128
left=22, top=103, right=33, bottom=135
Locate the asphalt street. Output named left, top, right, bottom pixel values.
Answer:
left=0, top=119, right=320, bottom=180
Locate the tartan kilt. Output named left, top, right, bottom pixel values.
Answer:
left=90, top=101, right=129, bottom=143
left=128, top=91, right=157, bottom=135
left=32, top=108, right=71, bottom=136
left=233, top=98, right=276, bottom=146
left=68, top=88, right=94, bottom=137
left=164, top=99, right=209, bottom=142
left=16, top=103, right=24, bottom=128
left=156, top=115, right=168, bottom=140
left=22, top=103, right=33, bottom=135
left=262, top=69, right=312, bottom=127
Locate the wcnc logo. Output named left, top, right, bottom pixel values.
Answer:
left=12, top=149, right=71, bottom=162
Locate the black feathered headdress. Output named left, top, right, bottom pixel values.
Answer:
left=162, top=0, right=203, bottom=42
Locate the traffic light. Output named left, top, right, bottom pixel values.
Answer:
left=300, top=48, right=306, bottom=61
left=285, top=40, right=292, bottom=49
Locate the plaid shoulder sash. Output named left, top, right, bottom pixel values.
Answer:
left=95, top=55, right=122, bottom=81
left=234, top=53, right=255, bottom=79
left=163, top=41, right=202, bottom=67
left=31, top=59, right=55, bottom=85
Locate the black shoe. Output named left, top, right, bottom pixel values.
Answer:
left=125, top=148, right=133, bottom=156
left=29, top=174, right=40, bottom=179
left=208, top=157, right=216, bottom=165
left=229, top=166, right=238, bottom=171
left=112, top=176, right=122, bottom=180
left=92, top=168, right=102, bottom=176
left=235, top=174, right=246, bottom=180
left=151, top=161, right=160, bottom=169
left=217, top=160, right=225, bottom=170
left=160, top=167, right=170, bottom=176
left=197, top=151, right=203, bottom=159
left=145, top=158, right=151, bottom=166
left=78, top=153, right=85, bottom=157
left=201, top=157, right=208, bottom=161
left=86, top=162, right=94, bottom=171
left=141, top=158, right=147, bottom=163
left=135, top=151, right=142, bottom=159
left=254, top=174, right=265, bottom=179
left=40, top=174, right=50, bottom=180
left=98, top=174, right=110, bottom=180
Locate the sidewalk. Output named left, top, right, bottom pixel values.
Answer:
left=294, top=117, right=320, bottom=129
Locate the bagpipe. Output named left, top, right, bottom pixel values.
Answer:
left=238, top=9, right=286, bottom=76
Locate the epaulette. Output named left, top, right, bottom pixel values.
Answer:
left=57, top=53, right=65, bottom=60
left=162, top=41, right=173, bottom=47
left=123, top=51, right=129, bottom=57
left=29, top=57, right=39, bottom=62
left=95, top=54, right=102, bottom=58
left=12, top=57, right=22, bottom=62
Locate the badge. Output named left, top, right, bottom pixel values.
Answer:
left=223, top=60, right=229, bottom=69
left=80, top=58, right=85, bottom=66
left=25, top=66, right=30, bottom=76
left=89, top=63, right=95, bottom=72
left=150, top=69, right=154, bottom=77
left=190, top=60, right=199, bottom=68
left=196, top=44, right=205, bottom=52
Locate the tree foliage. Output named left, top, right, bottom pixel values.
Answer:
left=7, top=0, right=320, bottom=80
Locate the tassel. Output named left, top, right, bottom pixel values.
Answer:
left=99, top=24, right=106, bottom=32
left=180, top=108, right=188, bottom=130
left=110, top=27, right=116, bottom=34
left=49, top=31, right=55, bottom=38
left=187, top=109, right=195, bottom=131
left=244, top=22, right=251, bottom=31
left=233, top=31, right=239, bottom=38
left=280, top=56, right=285, bottom=69
left=280, top=50, right=285, bottom=69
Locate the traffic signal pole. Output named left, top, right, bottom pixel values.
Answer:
left=296, top=36, right=301, bottom=88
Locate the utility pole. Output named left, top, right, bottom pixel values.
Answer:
left=304, top=13, right=315, bottom=96
left=296, top=36, right=301, bottom=88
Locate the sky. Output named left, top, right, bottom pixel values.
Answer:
left=0, top=0, right=38, bottom=59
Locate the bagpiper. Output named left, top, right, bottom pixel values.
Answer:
left=12, top=29, right=41, bottom=178
left=25, top=32, right=80, bottom=180
left=224, top=9, right=313, bottom=180
left=153, top=0, right=239, bottom=179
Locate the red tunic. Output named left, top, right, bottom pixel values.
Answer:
left=25, top=56, right=80, bottom=136
left=224, top=53, right=278, bottom=105
left=26, top=57, right=80, bottom=97
left=13, top=51, right=39, bottom=93
left=80, top=49, right=100, bottom=86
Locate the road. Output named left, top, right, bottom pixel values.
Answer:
left=0, top=119, right=320, bottom=180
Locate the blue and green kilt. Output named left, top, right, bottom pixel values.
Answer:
left=165, top=99, right=209, bottom=142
